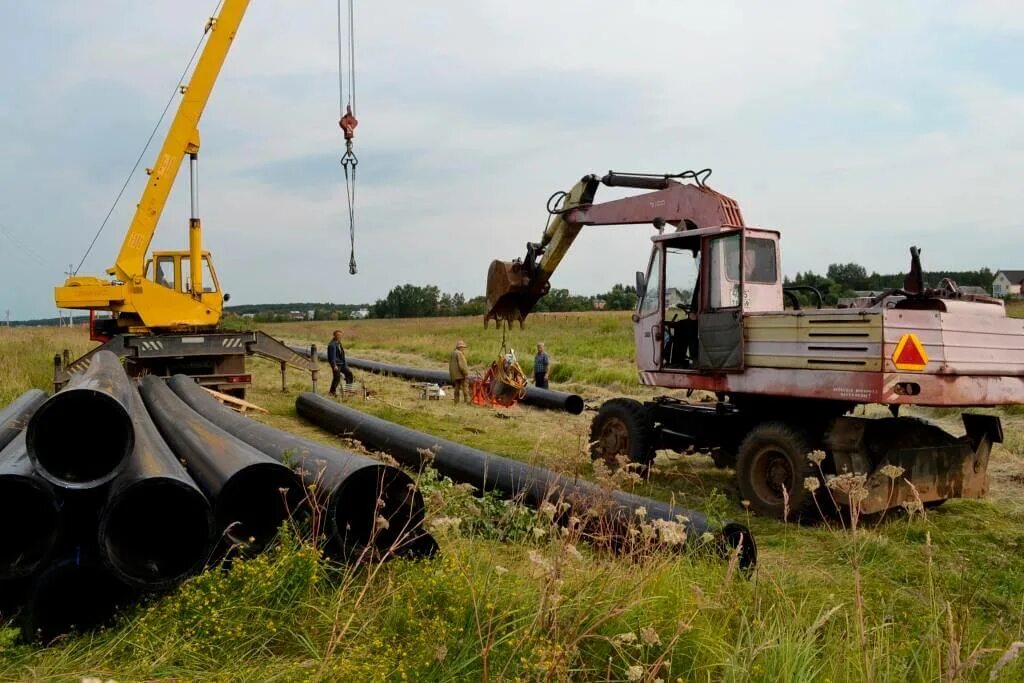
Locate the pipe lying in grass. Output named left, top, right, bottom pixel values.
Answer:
left=0, top=389, right=47, bottom=453
left=167, top=375, right=434, bottom=561
left=296, top=393, right=756, bottom=568
left=288, top=346, right=585, bottom=415
left=0, top=435, right=61, bottom=580
left=97, top=385, right=214, bottom=589
left=20, top=556, right=135, bottom=643
left=27, top=350, right=134, bottom=489
left=139, top=376, right=302, bottom=554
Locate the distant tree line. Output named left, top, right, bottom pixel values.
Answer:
left=788, top=263, right=993, bottom=306
left=369, top=283, right=638, bottom=319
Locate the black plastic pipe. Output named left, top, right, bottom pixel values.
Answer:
left=0, top=434, right=61, bottom=580
left=0, top=389, right=47, bottom=453
left=288, top=346, right=585, bottom=415
left=27, top=350, right=134, bottom=489
left=296, top=393, right=755, bottom=568
left=20, top=555, right=134, bottom=643
left=98, top=385, right=214, bottom=589
left=139, top=375, right=302, bottom=553
left=167, top=375, right=434, bottom=560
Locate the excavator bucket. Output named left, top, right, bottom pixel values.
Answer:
left=483, top=259, right=547, bottom=328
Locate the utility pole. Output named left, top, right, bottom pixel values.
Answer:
left=3, top=309, right=9, bottom=327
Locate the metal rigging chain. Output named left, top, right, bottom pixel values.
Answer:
left=337, top=0, right=358, bottom=275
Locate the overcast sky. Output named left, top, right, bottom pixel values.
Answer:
left=2, top=1, right=1022, bottom=319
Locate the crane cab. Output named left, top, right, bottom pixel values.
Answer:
left=633, top=226, right=782, bottom=375
left=143, top=250, right=225, bottom=307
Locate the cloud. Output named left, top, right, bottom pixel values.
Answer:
left=1, top=1, right=1022, bottom=319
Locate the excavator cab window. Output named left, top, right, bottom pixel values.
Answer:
left=663, top=246, right=701, bottom=368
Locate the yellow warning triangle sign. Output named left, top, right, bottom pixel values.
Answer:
left=892, top=333, right=928, bottom=371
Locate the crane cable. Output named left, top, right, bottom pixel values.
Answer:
left=73, top=0, right=223, bottom=276
left=337, top=0, right=358, bottom=275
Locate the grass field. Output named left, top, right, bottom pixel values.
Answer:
left=1, top=313, right=1023, bottom=681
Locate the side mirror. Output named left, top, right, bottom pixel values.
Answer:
left=635, top=271, right=646, bottom=300
left=223, top=292, right=231, bottom=302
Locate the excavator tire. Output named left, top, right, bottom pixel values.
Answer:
left=589, top=398, right=654, bottom=470
left=736, top=421, right=821, bottom=521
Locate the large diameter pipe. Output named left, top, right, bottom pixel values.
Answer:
left=297, top=393, right=756, bottom=568
left=98, top=385, right=214, bottom=589
left=27, top=350, right=134, bottom=489
left=139, top=376, right=301, bottom=553
left=288, top=346, right=584, bottom=415
left=0, top=435, right=61, bottom=579
left=167, top=375, right=433, bottom=560
left=0, top=389, right=47, bottom=453
left=20, top=556, right=135, bottom=643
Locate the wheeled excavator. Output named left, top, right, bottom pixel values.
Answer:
left=485, top=170, right=1019, bottom=519
left=52, top=0, right=352, bottom=395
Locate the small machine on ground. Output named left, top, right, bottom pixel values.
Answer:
left=485, top=170, right=1017, bottom=519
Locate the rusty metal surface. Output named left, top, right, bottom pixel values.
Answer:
left=825, top=415, right=993, bottom=513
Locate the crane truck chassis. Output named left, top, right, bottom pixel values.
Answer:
left=485, top=170, right=1012, bottom=519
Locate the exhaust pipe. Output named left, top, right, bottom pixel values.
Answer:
left=296, top=393, right=756, bottom=568
left=139, top=376, right=302, bottom=553
left=20, top=555, right=135, bottom=643
left=0, top=389, right=47, bottom=453
left=27, top=350, right=134, bottom=489
left=288, top=346, right=585, bottom=415
left=0, top=435, right=61, bottom=580
left=167, top=375, right=433, bottom=560
left=97, top=385, right=214, bottom=589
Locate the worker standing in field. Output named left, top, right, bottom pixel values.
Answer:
left=533, top=342, right=551, bottom=389
left=449, top=340, right=470, bottom=404
left=327, top=329, right=354, bottom=397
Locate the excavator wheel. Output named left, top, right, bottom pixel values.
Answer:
left=589, top=398, right=654, bottom=470
left=736, top=422, right=822, bottom=521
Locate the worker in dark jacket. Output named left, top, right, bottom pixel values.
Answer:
left=327, top=329, right=354, bottom=397
left=533, top=342, right=551, bottom=389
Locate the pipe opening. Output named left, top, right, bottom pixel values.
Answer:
left=330, top=465, right=425, bottom=557
left=218, top=464, right=301, bottom=551
left=30, top=391, right=132, bottom=486
left=0, top=478, right=59, bottom=578
left=100, top=479, right=212, bottom=588
left=23, top=561, right=133, bottom=643
left=564, top=395, right=585, bottom=415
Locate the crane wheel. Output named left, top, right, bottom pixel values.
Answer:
left=589, top=398, right=654, bottom=470
left=736, top=422, right=821, bottom=521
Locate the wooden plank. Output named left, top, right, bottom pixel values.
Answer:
left=201, top=386, right=268, bottom=414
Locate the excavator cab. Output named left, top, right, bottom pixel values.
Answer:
left=635, top=227, right=782, bottom=374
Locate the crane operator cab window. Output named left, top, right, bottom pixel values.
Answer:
left=151, top=256, right=175, bottom=290
left=179, top=256, right=219, bottom=294
left=662, top=247, right=700, bottom=368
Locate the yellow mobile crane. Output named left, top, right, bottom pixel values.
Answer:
left=53, top=0, right=355, bottom=394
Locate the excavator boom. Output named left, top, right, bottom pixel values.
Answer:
left=484, top=171, right=744, bottom=326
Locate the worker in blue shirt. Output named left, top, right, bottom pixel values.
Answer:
left=533, top=342, right=551, bottom=389
left=327, top=329, right=354, bottom=397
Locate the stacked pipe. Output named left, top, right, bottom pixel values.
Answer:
left=288, top=345, right=585, bottom=415
left=297, top=393, right=757, bottom=569
left=0, top=354, right=434, bottom=642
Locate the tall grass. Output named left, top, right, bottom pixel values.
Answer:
left=1, top=322, right=1023, bottom=681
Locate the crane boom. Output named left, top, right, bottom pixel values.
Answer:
left=55, top=0, right=251, bottom=332
left=114, top=0, right=250, bottom=282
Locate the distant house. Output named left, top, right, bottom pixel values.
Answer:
left=592, top=298, right=607, bottom=311
left=992, top=271, right=1024, bottom=298
left=288, top=310, right=305, bottom=321
left=350, top=308, right=370, bottom=320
